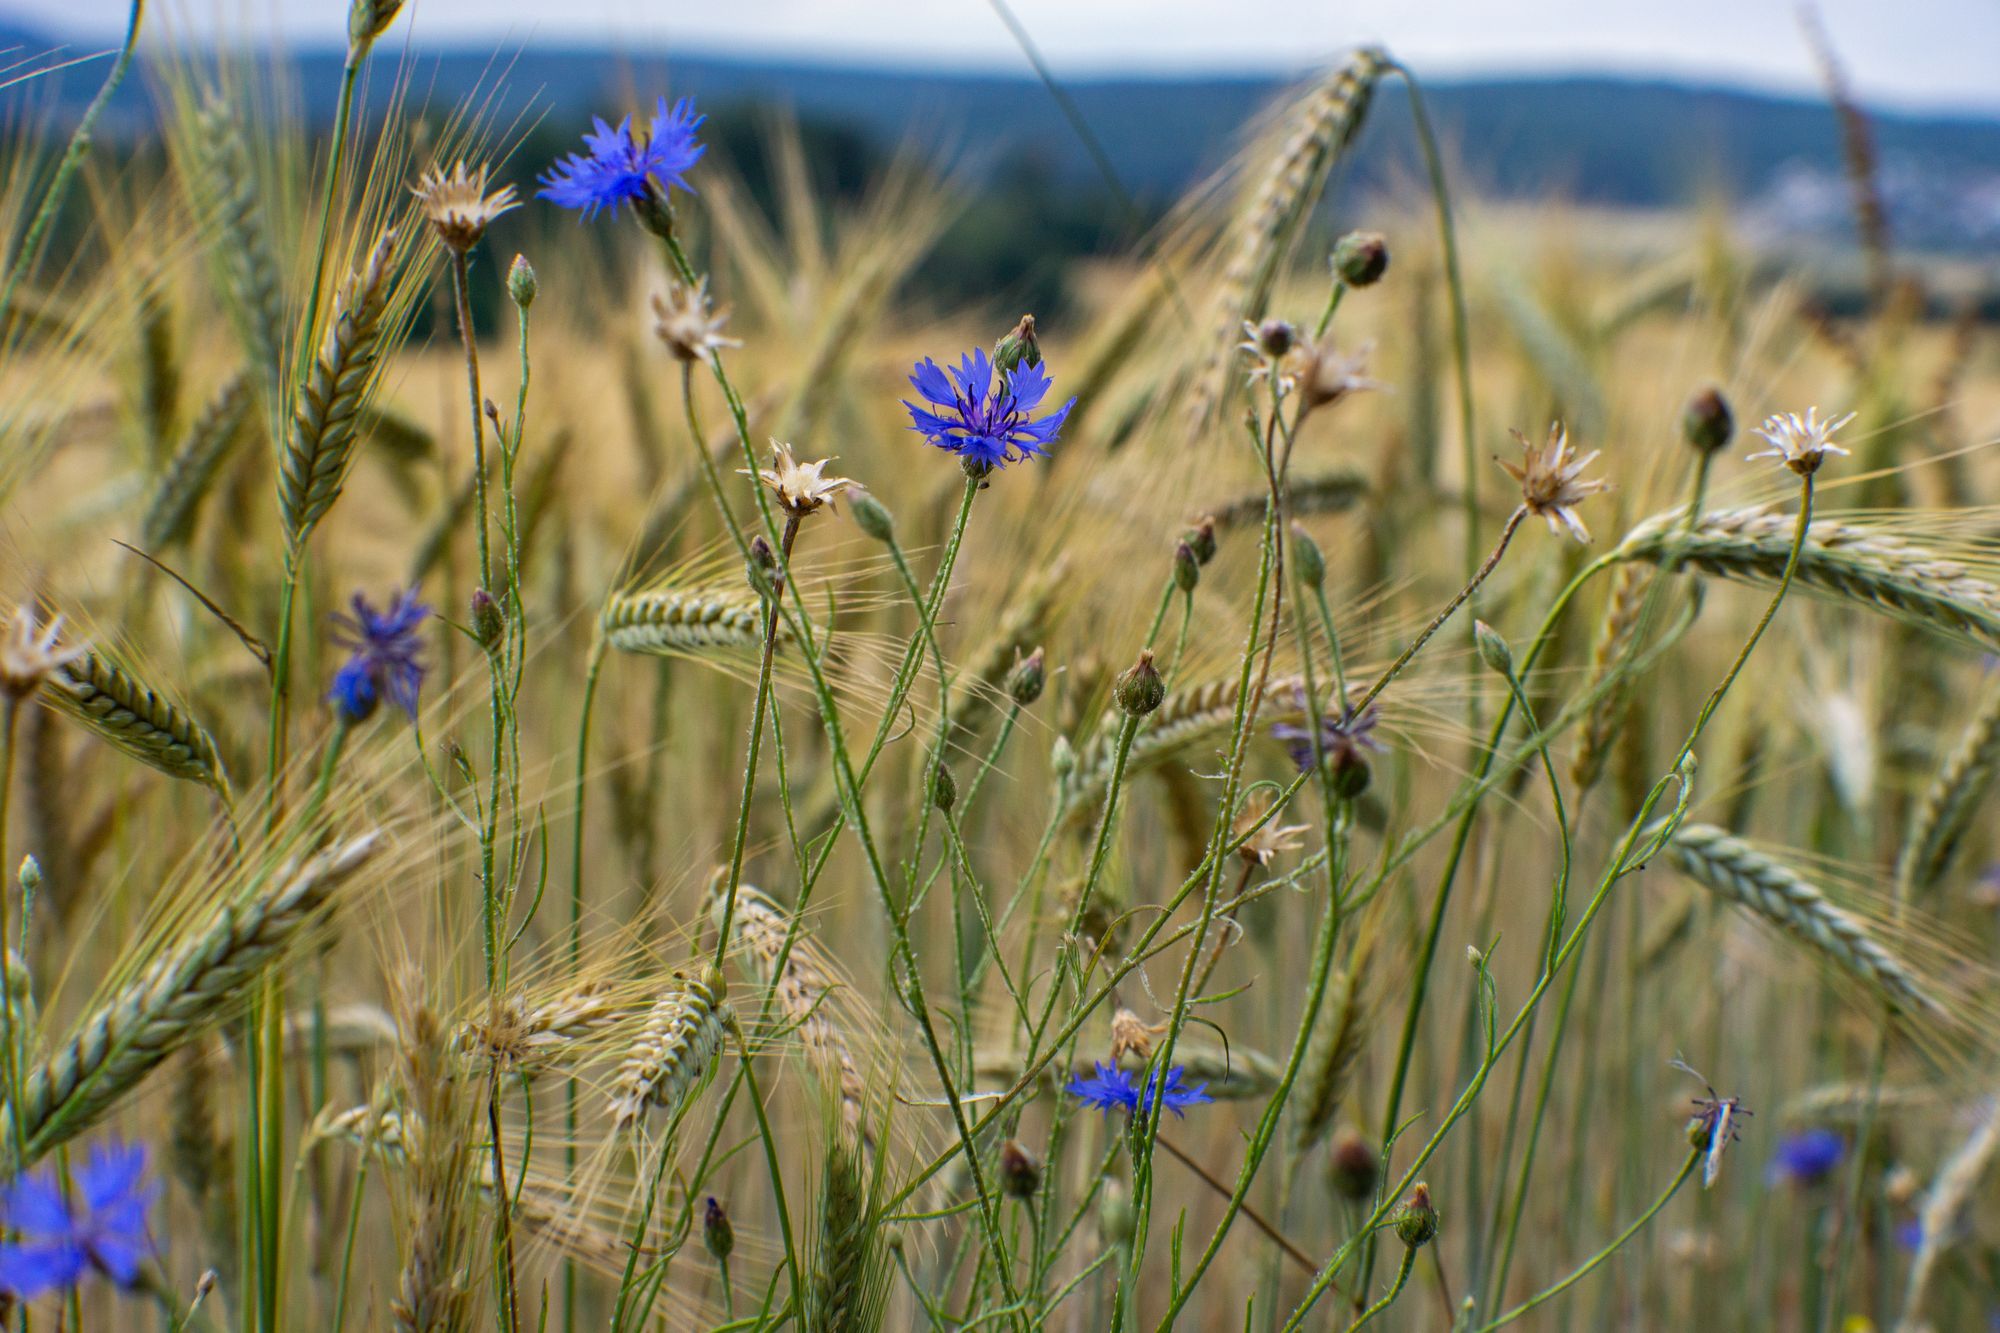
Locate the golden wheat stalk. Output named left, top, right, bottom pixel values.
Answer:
left=1896, top=673, right=2000, bottom=895
left=602, top=587, right=780, bottom=656
left=608, top=970, right=732, bottom=1130
left=1899, top=1093, right=2000, bottom=1328
left=15, top=833, right=380, bottom=1161
left=279, top=229, right=398, bottom=545
left=1614, top=507, right=2000, bottom=651
left=1064, top=673, right=1308, bottom=820
left=1662, top=824, right=1944, bottom=1020
left=1570, top=563, right=1653, bottom=795
left=1291, top=933, right=1375, bottom=1152
left=42, top=651, right=229, bottom=794
left=141, top=369, right=254, bottom=551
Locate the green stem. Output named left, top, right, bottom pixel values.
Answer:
left=0, top=698, right=22, bottom=1172
left=1349, top=1247, right=1416, bottom=1331
left=1478, top=1150, right=1700, bottom=1330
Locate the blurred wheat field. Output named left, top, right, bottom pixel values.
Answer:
left=0, top=7, right=1997, bottom=1331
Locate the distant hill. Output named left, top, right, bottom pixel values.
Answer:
left=7, top=23, right=2000, bottom=264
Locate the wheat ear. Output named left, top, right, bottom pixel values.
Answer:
left=1291, top=932, right=1376, bottom=1152
left=1899, top=1094, right=2000, bottom=1329
left=807, top=1135, right=889, bottom=1333
left=602, top=587, right=781, bottom=656
left=191, top=99, right=288, bottom=390
left=608, top=969, right=732, bottom=1130
left=141, top=369, right=254, bottom=551
left=1896, top=673, right=2000, bottom=895
left=1570, top=563, right=1653, bottom=795
left=1065, top=673, right=1307, bottom=821
left=14, top=833, right=379, bottom=1160
left=279, top=229, right=398, bottom=545
left=1615, top=507, right=2000, bottom=652
left=1662, top=824, right=1944, bottom=1021
left=42, top=651, right=229, bottom=794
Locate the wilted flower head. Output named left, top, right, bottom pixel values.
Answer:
left=1233, top=793, right=1309, bottom=867
left=651, top=277, right=740, bottom=367
left=748, top=442, right=855, bottom=520
left=1272, top=689, right=1384, bottom=775
left=328, top=588, right=430, bottom=724
left=903, top=347, right=1074, bottom=471
left=0, top=1140, right=156, bottom=1300
left=1747, top=407, right=1855, bottom=476
left=1282, top=335, right=1379, bottom=415
left=0, top=605, right=86, bottom=699
left=1766, top=1128, right=1844, bottom=1186
left=1497, top=423, right=1610, bottom=543
left=1066, top=1062, right=1213, bottom=1119
left=538, top=96, right=705, bottom=219
left=1108, top=1007, right=1166, bottom=1064
left=412, top=161, right=518, bottom=252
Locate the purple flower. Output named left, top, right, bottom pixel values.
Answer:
left=1766, top=1129, right=1844, bottom=1186
left=328, top=588, right=430, bottom=724
left=1271, top=692, right=1384, bottom=774
left=1065, top=1062, right=1213, bottom=1118
left=0, top=1141, right=156, bottom=1300
left=538, top=97, right=705, bottom=219
left=903, top=348, right=1074, bottom=470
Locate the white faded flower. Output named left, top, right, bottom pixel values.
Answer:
left=1232, top=793, right=1308, bottom=868
left=412, top=161, right=518, bottom=253
left=748, top=441, right=855, bottom=520
left=1747, top=407, right=1855, bottom=476
left=651, top=277, right=740, bottom=367
left=1282, top=335, right=1380, bottom=415
left=1108, top=1006, right=1166, bottom=1064
left=1496, top=423, right=1610, bottom=543
left=0, top=606, right=86, bottom=699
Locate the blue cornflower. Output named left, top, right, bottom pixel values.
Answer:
left=538, top=96, right=705, bottom=219
left=0, top=1141, right=156, bottom=1300
left=328, top=588, right=430, bottom=724
left=1065, top=1062, right=1213, bottom=1119
left=903, top=348, right=1074, bottom=470
left=1271, top=690, right=1385, bottom=774
left=1766, top=1128, right=1844, bottom=1186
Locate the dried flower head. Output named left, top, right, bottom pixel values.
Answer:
left=1497, top=423, right=1610, bottom=542
left=1747, top=407, right=1855, bottom=476
left=651, top=277, right=740, bottom=367
left=0, top=606, right=86, bottom=700
left=1283, top=335, right=1379, bottom=415
left=412, top=161, right=518, bottom=252
left=1233, top=793, right=1309, bottom=867
left=1108, top=1007, right=1166, bottom=1064
left=748, top=441, right=855, bottom=519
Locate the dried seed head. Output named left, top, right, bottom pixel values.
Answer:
left=703, top=1197, right=735, bottom=1260
left=1005, top=647, right=1046, bottom=707
left=750, top=441, right=855, bottom=520
left=1748, top=407, right=1855, bottom=477
left=0, top=607, right=86, bottom=700
left=1327, top=1127, right=1381, bottom=1202
left=1286, top=336, right=1380, bottom=417
left=651, top=277, right=741, bottom=367
left=1497, top=423, right=1610, bottom=543
left=1173, top=540, right=1201, bottom=594
left=1331, top=230, right=1389, bottom=287
left=412, top=161, right=518, bottom=253
left=1114, top=650, right=1166, bottom=718
left=507, top=254, right=537, bottom=309
left=992, top=313, right=1041, bottom=373
left=1108, top=1007, right=1166, bottom=1064
left=849, top=490, right=895, bottom=543
left=1392, top=1182, right=1438, bottom=1248
left=998, top=1139, right=1041, bottom=1199
left=930, top=761, right=957, bottom=812
left=1233, top=793, right=1308, bottom=868
left=1682, top=385, right=1734, bottom=455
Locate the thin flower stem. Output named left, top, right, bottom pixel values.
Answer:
left=1478, top=1150, right=1701, bottom=1330
left=447, top=249, right=493, bottom=592
left=0, top=698, right=23, bottom=1170
left=1348, top=1248, right=1416, bottom=1331
left=1154, top=1133, right=1317, bottom=1276
left=1352, top=505, right=1525, bottom=716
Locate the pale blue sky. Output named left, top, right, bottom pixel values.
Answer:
left=12, top=0, right=2000, bottom=112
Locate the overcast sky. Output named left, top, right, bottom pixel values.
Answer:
left=13, top=0, right=2000, bottom=113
